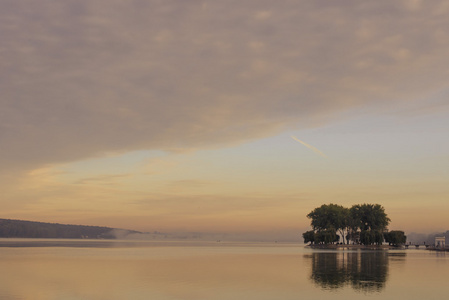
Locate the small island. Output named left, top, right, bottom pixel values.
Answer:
left=302, top=203, right=406, bottom=248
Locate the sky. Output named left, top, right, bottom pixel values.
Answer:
left=1, top=0, right=449, bottom=240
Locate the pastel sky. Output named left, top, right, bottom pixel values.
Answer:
left=1, top=0, right=448, bottom=239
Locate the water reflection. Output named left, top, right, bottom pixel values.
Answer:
left=306, top=251, right=405, bottom=293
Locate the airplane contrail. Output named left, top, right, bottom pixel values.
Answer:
left=291, top=136, right=327, bottom=158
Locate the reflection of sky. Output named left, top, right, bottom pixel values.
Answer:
left=3, top=244, right=449, bottom=300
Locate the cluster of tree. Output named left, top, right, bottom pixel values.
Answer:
left=302, top=204, right=406, bottom=246
left=0, top=218, right=140, bottom=239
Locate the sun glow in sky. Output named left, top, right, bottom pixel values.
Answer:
left=1, top=0, right=449, bottom=240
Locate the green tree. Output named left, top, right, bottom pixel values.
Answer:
left=307, top=204, right=349, bottom=244
left=384, top=231, right=406, bottom=246
left=315, top=229, right=339, bottom=244
left=350, top=204, right=390, bottom=245
left=303, top=230, right=316, bottom=244
left=350, top=204, right=390, bottom=232
left=346, top=214, right=361, bottom=244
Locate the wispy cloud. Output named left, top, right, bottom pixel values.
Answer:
left=291, top=136, right=327, bottom=158
left=74, top=174, right=129, bottom=185
left=165, top=179, right=215, bottom=189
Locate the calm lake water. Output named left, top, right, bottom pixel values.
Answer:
left=0, top=239, right=448, bottom=300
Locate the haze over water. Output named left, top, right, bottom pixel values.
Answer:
left=1, top=240, right=448, bottom=300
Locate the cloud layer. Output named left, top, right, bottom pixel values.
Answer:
left=2, top=0, right=449, bottom=172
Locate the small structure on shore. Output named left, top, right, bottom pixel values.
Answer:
left=435, top=237, right=445, bottom=249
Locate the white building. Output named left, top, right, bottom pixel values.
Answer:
left=435, top=236, right=445, bottom=248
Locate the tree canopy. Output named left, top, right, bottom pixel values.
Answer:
left=307, top=204, right=349, bottom=244
left=384, top=231, right=407, bottom=246
left=303, top=203, right=400, bottom=246
left=350, top=204, right=390, bottom=232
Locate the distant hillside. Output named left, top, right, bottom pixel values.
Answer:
left=0, top=218, right=140, bottom=239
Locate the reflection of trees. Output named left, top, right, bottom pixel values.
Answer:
left=349, top=252, right=388, bottom=292
left=307, top=251, right=404, bottom=293
left=309, top=252, right=350, bottom=289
